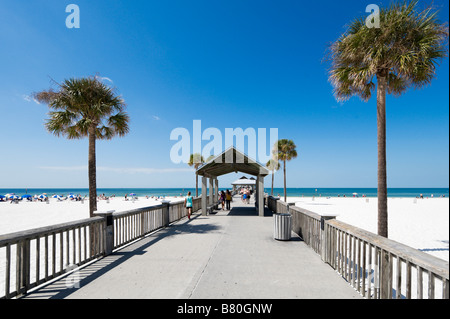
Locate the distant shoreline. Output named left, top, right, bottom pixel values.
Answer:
left=1, top=187, right=448, bottom=199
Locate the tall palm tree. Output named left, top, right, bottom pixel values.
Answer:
left=273, top=139, right=297, bottom=202
left=33, top=76, right=130, bottom=217
left=188, top=153, right=205, bottom=197
left=266, top=159, right=280, bottom=196
left=327, top=0, right=448, bottom=238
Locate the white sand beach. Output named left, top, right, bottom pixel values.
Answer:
left=0, top=197, right=183, bottom=235
left=290, top=196, right=449, bottom=261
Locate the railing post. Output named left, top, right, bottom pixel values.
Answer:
left=161, top=200, right=170, bottom=227
left=321, top=215, right=337, bottom=264
left=16, top=240, right=30, bottom=296
left=94, top=210, right=115, bottom=256
left=380, top=249, right=392, bottom=299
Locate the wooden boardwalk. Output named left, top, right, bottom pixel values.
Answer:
left=22, top=197, right=361, bottom=299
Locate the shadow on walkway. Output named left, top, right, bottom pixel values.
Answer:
left=225, top=205, right=273, bottom=217
left=23, top=214, right=220, bottom=299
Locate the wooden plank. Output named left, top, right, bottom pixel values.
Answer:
left=78, top=227, right=81, bottom=264
left=380, top=249, right=390, bottom=299
left=36, top=237, right=40, bottom=284
left=83, top=226, right=87, bottom=262
left=60, top=232, right=63, bottom=272
left=52, top=233, right=56, bottom=277
left=45, top=235, right=48, bottom=280
left=5, top=244, right=10, bottom=299
left=388, top=253, right=393, bottom=299
left=362, top=241, right=366, bottom=298
left=357, top=238, right=361, bottom=293
left=16, top=241, right=21, bottom=295
left=428, top=272, right=435, bottom=299
left=396, top=257, right=402, bottom=299
left=72, top=229, right=76, bottom=265
left=406, top=261, right=411, bottom=299
left=374, top=247, right=380, bottom=299
left=443, top=279, right=449, bottom=299
left=351, top=235, right=355, bottom=288
left=417, top=266, right=423, bottom=299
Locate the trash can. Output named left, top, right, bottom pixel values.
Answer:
left=274, top=213, right=292, bottom=241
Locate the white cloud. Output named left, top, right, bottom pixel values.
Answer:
left=40, top=166, right=87, bottom=171
left=95, top=76, right=114, bottom=84
left=22, top=94, right=40, bottom=104
left=152, top=115, right=161, bottom=121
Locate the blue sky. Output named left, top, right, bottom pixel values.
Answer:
left=0, top=0, right=448, bottom=189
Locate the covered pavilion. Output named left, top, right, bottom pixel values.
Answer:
left=196, top=147, right=269, bottom=217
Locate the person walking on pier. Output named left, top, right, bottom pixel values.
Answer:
left=225, top=190, right=232, bottom=210
left=220, top=191, right=226, bottom=210
left=184, top=191, right=193, bottom=220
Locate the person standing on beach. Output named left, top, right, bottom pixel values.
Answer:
left=184, top=191, right=193, bottom=220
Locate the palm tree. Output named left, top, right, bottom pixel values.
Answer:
left=273, top=139, right=298, bottom=202
left=188, top=153, right=205, bottom=197
left=327, top=0, right=448, bottom=238
left=33, top=76, right=130, bottom=218
left=266, top=159, right=280, bottom=196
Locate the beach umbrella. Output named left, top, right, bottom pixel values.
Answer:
left=52, top=195, right=62, bottom=200
left=68, top=194, right=76, bottom=199
left=9, top=195, right=19, bottom=200
left=38, top=194, right=48, bottom=199
left=129, top=193, right=136, bottom=196
left=0, top=195, right=5, bottom=199
left=22, top=195, right=32, bottom=199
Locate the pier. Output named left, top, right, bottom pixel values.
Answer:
left=0, top=147, right=448, bottom=299
left=18, top=198, right=361, bottom=299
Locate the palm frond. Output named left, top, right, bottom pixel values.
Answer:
left=35, top=75, right=130, bottom=140
left=327, top=0, right=448, bottom=101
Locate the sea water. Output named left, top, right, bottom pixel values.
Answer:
left=1, top=188, right=448, bottom=198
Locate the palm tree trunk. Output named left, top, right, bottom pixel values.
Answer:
left=283, top=160, right=287, bottom=202
left=271, top=170, right=274, bottom=196
left=88, top=127, right=97, bottom=218
left=377, top=74, right=388, bottom=238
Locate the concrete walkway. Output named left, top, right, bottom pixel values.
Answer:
left=23, top=198, right=362, bottom=299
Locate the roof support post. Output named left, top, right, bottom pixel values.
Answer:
left=202, top=176, right=207, bottom=216
left=209, top=178, right=214, bottom=206
left=214, top=179, right=219, bottom=203
left=257, top=175, right=265, bottom=217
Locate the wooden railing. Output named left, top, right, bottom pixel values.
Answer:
left=266, top=196, right=449, bottom=299
left=113, top=205, right=164, bottom=250
left=0, top=217, right=104, bottom=299
left=267, top=196, right=280, bottom=213
left=324, top=219, right=449, bottom=299
left=0, top=197, right=201, bottom=299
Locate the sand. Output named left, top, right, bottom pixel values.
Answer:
left=0, top=196, right=183, bottom=235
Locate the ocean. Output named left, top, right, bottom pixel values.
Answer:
left=1, top=188, right=448, bottom=198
